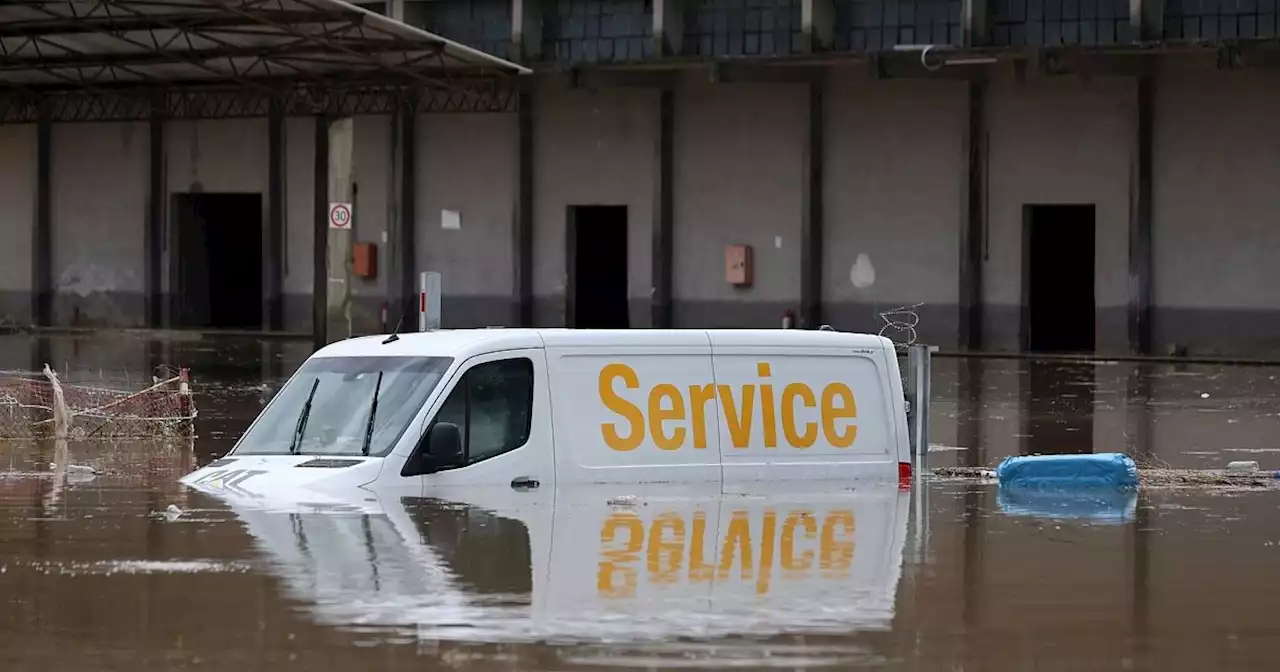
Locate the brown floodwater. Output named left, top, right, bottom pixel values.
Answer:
left=2, top=334, right=1280, bottom=671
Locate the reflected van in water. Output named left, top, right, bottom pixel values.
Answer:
left=196, top=481, right=909, bottom=644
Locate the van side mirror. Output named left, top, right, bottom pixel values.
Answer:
left=400, top=421, right=465, bottom=477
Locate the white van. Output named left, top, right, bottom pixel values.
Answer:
left=179, top=328, right=912, bottom=493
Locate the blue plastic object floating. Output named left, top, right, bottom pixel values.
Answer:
left=997, top=486, right=1138, bottom=525
left=995, top=452, right=1139, bottom=490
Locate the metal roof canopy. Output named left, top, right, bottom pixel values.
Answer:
left=0, top=0, right=531, bottom=122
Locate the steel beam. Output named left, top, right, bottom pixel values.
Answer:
left=266, top=99, right=285, bottom=331
left=399, top=107, right=417, bottom=322
left=0, top=10, right=361, bottom=39
left=313, top=116, right=330, bottom=350
left=0, top=80, right=520, bottom=124
left=146, top=94, right=163, bottom=329
left=651, top=88, right=674, bottom=328
left=515, top=88, right=534, bottom=327
left=800, top=80, right=823, bottom=329
left=1129, top=75, right=1154, bottom=355
left=0, top=39, right=433, bottom=72
left=33, top=110, right=52, bottom=327
left=959, top=80, right=986, bottom=351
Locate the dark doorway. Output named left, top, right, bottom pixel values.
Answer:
left=567, top=205, right=629, bottom=328
left=171, top=193, right=263, bottom=329
left=1023, top=204, right=1096, bottom=352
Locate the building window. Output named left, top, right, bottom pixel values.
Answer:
left=682, top=0, right=803, bottom=57
left=833, top=0, right=963, bottom=51
left=407, top=0, right=514, bottom=60
left=541, top=0, right=654, bottom=63
left=433, top=358, right=535, bottom=464
left=991, top=0, right=1133, bottom=46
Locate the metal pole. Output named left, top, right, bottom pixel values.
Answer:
left=906, top=344, right=935, bottom=473
left=419, top=271, right=441, bottom=332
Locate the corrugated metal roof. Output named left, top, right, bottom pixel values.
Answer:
left=0, top=0, right=529, bottom=92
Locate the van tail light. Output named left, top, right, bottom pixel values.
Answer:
left=898, top=462, right=913, bottom=489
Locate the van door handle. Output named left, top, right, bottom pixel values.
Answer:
left=511, top=476, right=540, bottom=490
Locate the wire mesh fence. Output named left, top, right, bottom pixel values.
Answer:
left=0, top=365, right=196, bottom=441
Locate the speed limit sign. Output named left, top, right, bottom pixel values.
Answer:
left=328, top=202, right=352, bottom=230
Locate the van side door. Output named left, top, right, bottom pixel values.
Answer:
left=708, top=334, right=896, bottom=484
left=543, top=331, right=721, bottom=485
left=409, top=348, right=555, bottom=491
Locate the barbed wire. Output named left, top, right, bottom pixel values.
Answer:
left=878, top=303, right=924, bottom=349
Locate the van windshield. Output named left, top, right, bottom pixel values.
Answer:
left=233, top=355, right=454, bottom=457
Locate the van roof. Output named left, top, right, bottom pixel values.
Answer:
left=313, top=328, right=896, bottom=360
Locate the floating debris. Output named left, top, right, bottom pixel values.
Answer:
left=30, top=559, right=253, bottom=576
left=932, top=465, right=1280, bottom=489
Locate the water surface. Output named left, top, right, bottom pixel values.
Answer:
left=1, top=334, right=1278, bottom=670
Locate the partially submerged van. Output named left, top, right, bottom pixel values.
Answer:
left=179, top=328, right=911, bottom=493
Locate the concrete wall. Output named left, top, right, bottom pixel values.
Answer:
left=984, top=72, right=1135, bottom=351
left=1154, top=60, right=1280, bottom=355
left=351, top=115, right=393, bottom=314
left=51, top=122, right=148, bottom=327
left=417, top=111, right=518, bottom=327
left=673, top=77, right=807, bottom=327
left=164, top=118, right=271, bottom=329
left=7, top=61, right=1280, bottom=356
left=531, top=83, right=658, bottom=327
left=824, top=73, right=967, bottom=346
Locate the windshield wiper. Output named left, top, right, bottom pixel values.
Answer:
left=290, top=378, right=320, bottom=455
left=361, top=371, right=384, bottom=456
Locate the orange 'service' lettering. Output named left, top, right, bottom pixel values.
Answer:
left=598, top=362, right=857, bottom=451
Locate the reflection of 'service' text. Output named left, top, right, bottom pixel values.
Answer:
left=597, top=508, right=856, bottom=599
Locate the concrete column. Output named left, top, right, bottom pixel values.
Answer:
left=959, top=81, right=986, bottom=351
left=312, top=116, right=330, bottom=350
left=33, top=111, right=51, bottom=328
left=326, top=117, right=355, bottom=343
left=802, top=0, right=834, bottom=52
left=652, top=89, right=674, bottom=328
left=653, top=0, right=684, bottom=57
left=800, top=81, right=823, bottom=328
left=1129, top=76, right=1153, bottom=355
left=386, top=0, right=405, bottom=20
left=512, top=0, right=543, bottom=61
left=515, top=90, right=534, bottom=326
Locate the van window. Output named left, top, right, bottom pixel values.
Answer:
left=433, top=357, right=535, bottom=464
left=234, top=356, right=453, bottom=457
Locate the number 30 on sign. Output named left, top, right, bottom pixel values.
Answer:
left=329, top=202, right=353, bottom=230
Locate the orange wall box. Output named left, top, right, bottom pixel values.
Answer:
left=353, top=242, right=377, bottom=279
left=725, top=244, right=753, bottom=287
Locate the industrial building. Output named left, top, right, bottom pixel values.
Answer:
left=2, top=0, right=1279, bottom=356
